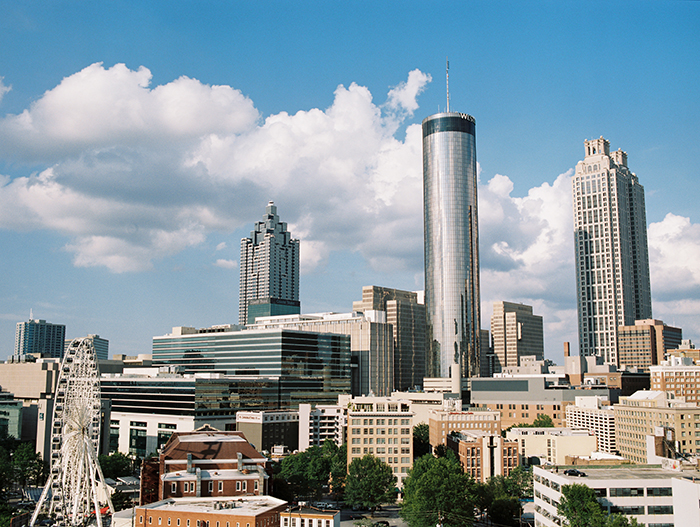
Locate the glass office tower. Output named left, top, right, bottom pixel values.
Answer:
left=422, top=112, right=481, bottom=380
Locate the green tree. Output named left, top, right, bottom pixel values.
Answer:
left=328, top=442, right=347, bottom=496
left=412, top=423, right=430, bottom=459
left=99, top=452, right=134, bottom=480
left=345, top=455, right=396, bottom=512
left=401, top=454, right=476, bottom=527
left=532, top=414, right=554, bottom=427
left=558, top=484, right=640, bottom=527
left=489, top=497, right=520, bottom=527
left=110, top=490, right=133, bottom=511
left=12, top=442, right=43, bottom=487
left=504, top=465, right=533, bottom=500
left=279, top=445, right=330, bottom=499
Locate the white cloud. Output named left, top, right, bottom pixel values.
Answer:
left=0, top=77, right=10, bottom=103
left=385, top=69, right=432, bottom=116
left=648, top=213, right=700, bottom=299
left=214, top=259, right=237, bottom=269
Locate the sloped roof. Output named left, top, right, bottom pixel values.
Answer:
left=160, top=428, right=264, bottom=462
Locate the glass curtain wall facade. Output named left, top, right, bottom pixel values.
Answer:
left=152, top=328, right=351, bottom=406
left=422, top=112, right=481, bottom=379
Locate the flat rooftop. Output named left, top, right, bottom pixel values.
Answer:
left=539, top=465, right=700, bottom=481
left=139, top=497, right=285, bottom=516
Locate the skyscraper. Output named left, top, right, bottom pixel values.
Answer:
left=352, top=285, right=426, bottom=391
left=490, top=301, right=544, bottom=373
left=239, top=202, right=300, bottom=325
left=422, top=112, right=481, bottom=380
left=14, top=318, right=66, bottom=359
left=573, top=137, right=652, bottom=364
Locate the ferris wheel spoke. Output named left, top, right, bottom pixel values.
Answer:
left=30, top=337, right=107, bottom=527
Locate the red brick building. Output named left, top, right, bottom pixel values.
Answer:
left=142, top=425, right=271, bottom=503
left=134, top=496, right=287, bottom=527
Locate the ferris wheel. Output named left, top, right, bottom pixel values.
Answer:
left=31, top=337, right=114, bottom=527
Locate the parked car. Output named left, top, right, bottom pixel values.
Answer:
left=373, top=521, right=390, bottom=527
left=564, top=469, right=587, bottom=477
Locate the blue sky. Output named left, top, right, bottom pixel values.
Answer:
left=1, top=1, right=699, bottom=364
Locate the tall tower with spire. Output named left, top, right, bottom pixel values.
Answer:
left=422, top=110, right=481, bottom=383
left=239, top=202, right=300, bottom=325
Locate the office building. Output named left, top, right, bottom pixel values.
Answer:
left=352, top=285, right=426, bottom=391
left=617, top=319, right=682, bottom=371
left=239, top=201, right=300, bottom=325
left=470, top=376, right=619, bottom=429
left=650, top=355, right=700, bottom=403
left=490, top=301, right=543, bottom=373
left=428, top=408, right=501, bottom=448
left=0, top=391, right=23, bottom=439
left=565, top=396, right=617, bottom=454
left=249, top=313, right=391, bottom=396
left=152, top=325, right=351, bottom=405
left=573, top=137, right=652, bottom=364
left=235, top=410, right=299, bottom=453
left=534, top=465, right=700, bottom=527
left=14, top=318, right=66, bottom=359
left=505, top=427, right=597, bottom=465
left=422, top=112, right=481, bottom=382
left=447, top=431, right=519, bottom=483
left=342, top=394, right=414, bottom=486
left=666, top=339, right=700, bottom=363
left=65, top=334, right=109, bottom=361
left=613, top=391, right=700, bottom=463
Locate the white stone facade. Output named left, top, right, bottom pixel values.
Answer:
left=572, top=137, right=652, bottom=364
left=565, top=396, right=617, bottom=454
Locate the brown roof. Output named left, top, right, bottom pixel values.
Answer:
left=160, top=427, right=264, bottom=462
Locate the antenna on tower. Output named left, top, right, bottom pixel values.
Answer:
left=446, top=57, right=450, bottom=113
left=30, top=308, right=33, bottom=320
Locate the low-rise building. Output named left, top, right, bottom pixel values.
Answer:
left=506, top=427, right=597, bottom=466
left=565, top=396, right=617, bottom=454
left=446, top=430, right=519, bottom=483
left=534, top=465, right=700, bottom=527
left=613, top=390, right=700, bottom=463
left=428, top=408, right=501, bottom=449
left=142, top=426, right=270, bottom=504
left=650, top=355, right=700, bottom=403
left=470, top=376, right=618, bottom=429
left=133, top=496, right=287, bottom=527
left=282, top=506, right=339, bottom=527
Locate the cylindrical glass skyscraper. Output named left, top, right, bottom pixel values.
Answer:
left=422, top=112, right=481, bottom=380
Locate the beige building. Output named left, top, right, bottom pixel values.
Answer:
left=446, top=431, right=519, bottom=483
left=341, top=394, right=414, bottom=486
left=618, top=319, right=682, bottom=371
left=490, top=301, right=543, bottom=373
left=428, top=408, right=501, bottom=448
left=614, top=391, right=700, bottom=463
left=506, top=427, right=597, bottom=465
left=352, top=285, right=426, bottom=392
left=565, top=396, right=617, bottom=454
left=650, top=356, right=700, bottom=403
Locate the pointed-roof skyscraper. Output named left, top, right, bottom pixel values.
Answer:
left=239, top=202, right=300, bottom=325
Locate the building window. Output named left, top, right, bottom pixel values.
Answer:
left=218, top=481, right=224, bottom=492
left=208, top=481, right=213, bottom=493
left=236, top=481, right=241, bottom=491
left=171, top=482, right=176, bottom=493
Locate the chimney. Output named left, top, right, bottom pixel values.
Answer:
left=564, top=342, right=570, bottom=357
left=187, top=453, right=193, bottom=473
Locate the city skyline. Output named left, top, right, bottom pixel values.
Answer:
left=0, top=3, right=699, bottom=364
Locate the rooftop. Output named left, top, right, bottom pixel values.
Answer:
left=538, top=465, right=700, bottom=482
left=138, top=496, right=286, bottom=516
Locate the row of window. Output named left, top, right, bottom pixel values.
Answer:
left=172, top=480, right=258, bottom=494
